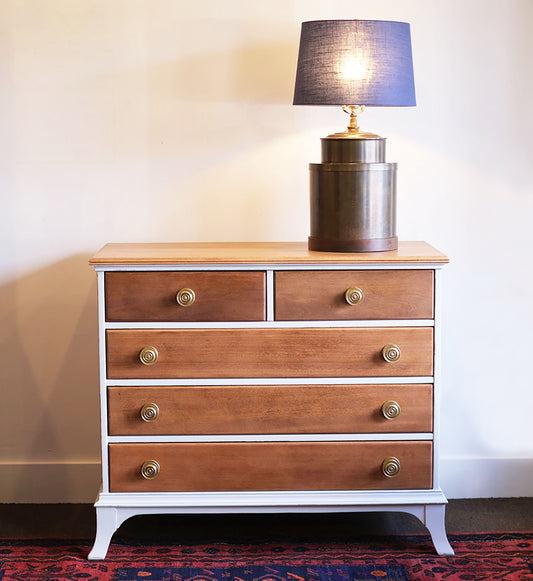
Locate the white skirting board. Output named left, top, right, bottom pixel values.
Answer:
left=440, top=457, right=533, bottom=499
left=0, top=458, right=531, bottom=502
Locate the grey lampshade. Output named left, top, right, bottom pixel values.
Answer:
left=293, top=20, right=416, bottom=107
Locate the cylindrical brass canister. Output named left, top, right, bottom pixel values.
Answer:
left=308, top=136, right=398, bottom=252
left=321, top=137, right=386, bottom=163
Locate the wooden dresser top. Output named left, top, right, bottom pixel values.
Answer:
left=90, top=241, right=449, bottom=266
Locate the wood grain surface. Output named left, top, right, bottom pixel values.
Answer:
left=109, top=441, right=433, bottom=492
left=90, top=241, right=449, bottom=265
left=106, top=327, right=434, bottom=379
left=275, top=270, right=434, bottom=320
left=108, top=383, right=433, bottom=435
left=105, top=271, right=265, bottom=322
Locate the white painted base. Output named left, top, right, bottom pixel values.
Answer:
left=88, top=490, right=454, bottom=559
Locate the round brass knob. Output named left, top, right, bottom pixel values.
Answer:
left=382, top=457, right=401, bottom=478
left=176, top=288, right=196, bottom=307
left=345, top=287, right=364, bottom=306
left=140, top=460, right=160, bottom=480
left=140, top=403, right=159, bottom=422
left=139, top=346, right=158, bottom=366
left=382, top=400, right=401, bottom=420
left=382, top=344, right=401, bottom=363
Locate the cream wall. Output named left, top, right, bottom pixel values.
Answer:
left=0, top=0, right=531, bottom=502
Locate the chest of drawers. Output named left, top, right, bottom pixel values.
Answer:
left=88, top=241, right=453, bottom=559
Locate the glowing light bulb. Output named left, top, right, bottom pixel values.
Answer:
left=338, top=58, right=367, bottom=81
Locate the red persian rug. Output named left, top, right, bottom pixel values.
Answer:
left=0, top=533, right=531, bottom=581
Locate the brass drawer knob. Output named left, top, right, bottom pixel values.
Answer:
left=344, top=287, right=364, bottom=305
left=139, top=346, right=159, bottom=366
left=140, top=460, right=160, bottom=480
left=176, top=288, right=196, bottom=307
left=382, top=400, right=401, bottom=420
left=382, top=457, right=401, bottom=478
left=140, top=403, right=159, bottom=422
left=382, top=344, right=401, bottom=363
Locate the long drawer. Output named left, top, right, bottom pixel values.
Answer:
left=108, top=441, right=433, bottom=492
left=108, top=384, right=433, bottom=435
left=105, top=271, right=266, bottom=322
left=275, top=270, right=434, bottom=320
left=106, top=327, right=434, bottom=379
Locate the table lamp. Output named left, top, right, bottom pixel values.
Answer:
left=293, top=20, right=416, bottom=252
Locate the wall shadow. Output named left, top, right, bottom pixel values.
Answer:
left=0, top=254, right=100, bottom=501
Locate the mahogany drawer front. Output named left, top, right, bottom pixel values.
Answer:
left=106, top=327, right=434, bottom=379
left=108, top=441, right=433, bottom=492
left=275, top=270, right=434, bottom=321
left=108, top=384, right=433, bottom=435
left=105, top=271, right=266, bottom=322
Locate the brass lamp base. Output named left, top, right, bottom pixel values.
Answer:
left=309, top=235, right=398, bottom=253
left=308, top=108, right=398, bottom=253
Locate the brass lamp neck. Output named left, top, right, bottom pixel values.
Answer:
left=344, top=105, right=365, bottom=133
left=327, top=105, right=381, bottom=139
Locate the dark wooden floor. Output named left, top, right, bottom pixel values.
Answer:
left=0, top=498, right=531, bottom=540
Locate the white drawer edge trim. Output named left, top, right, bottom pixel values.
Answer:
left=94, top=489, right=448, bottom=509
left=266, top=269, right=274, bottom=321
left=94, top=264, right=445, bottom=272
left=104, top=320, right=435, bottom=329
left=106, top=377, right=434, bottom=387
left=107, top=433, right=434, bottom=443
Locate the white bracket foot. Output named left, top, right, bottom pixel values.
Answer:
left=88, top=507, right=128, bottom=560
left=423, top=503, right=455, bottom=555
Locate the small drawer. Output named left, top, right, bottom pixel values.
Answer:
left=275, top=270, right=434, bottom=320
left=108, top=441, right=433, bottom=492
left=108, top=384, right=433, bottom=435
left=105, top=271, right=266, bottom=322
left=106, top=327, right=434, bottom=379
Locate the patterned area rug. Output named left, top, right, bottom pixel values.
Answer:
left=0, top=533, right=531, bottom=581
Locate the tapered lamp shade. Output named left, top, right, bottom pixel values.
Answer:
left=293, top=20, right=415, bottom=107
